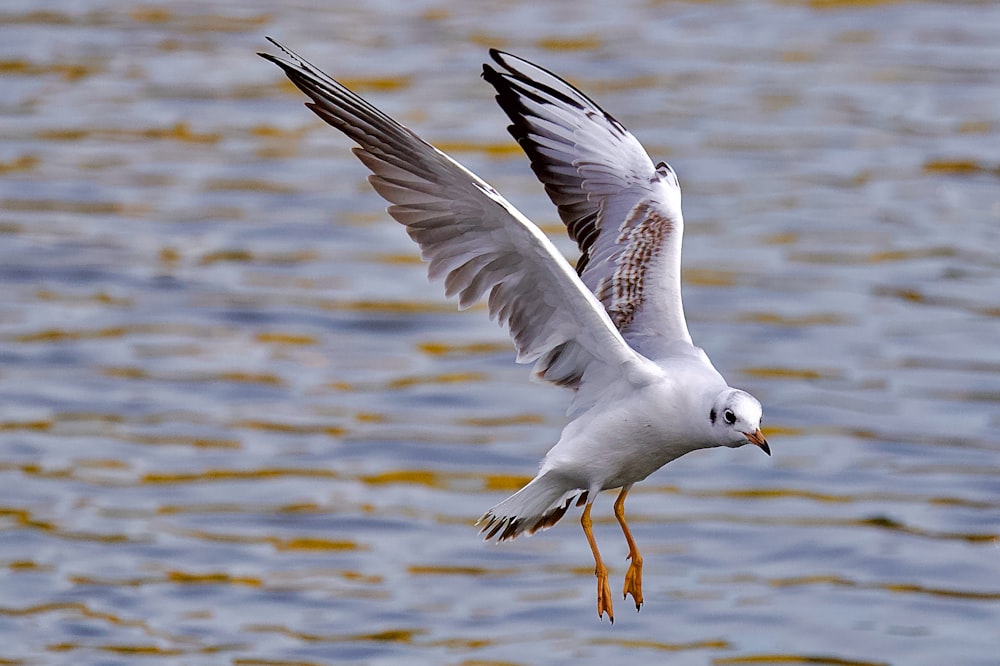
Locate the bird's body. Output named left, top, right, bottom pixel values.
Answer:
left=487, top=347, right=726, bottom=534
left=558, top=350, right=727, bottom=489
left=260, top=40, right=770, bottom=622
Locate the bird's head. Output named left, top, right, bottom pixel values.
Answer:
left=708, top=388, right=769, bottom=455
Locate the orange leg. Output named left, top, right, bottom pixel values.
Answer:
left=614, top=485, right=643, bottom=610
left=581, top=501, right=613, bottom=623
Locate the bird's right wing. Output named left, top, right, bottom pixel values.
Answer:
left=259, top=40, right=659, bottom=412
left=483, top=50, right=693, bottom=359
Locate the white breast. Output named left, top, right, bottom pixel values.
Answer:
left=540, top=360, right=724, bottom=492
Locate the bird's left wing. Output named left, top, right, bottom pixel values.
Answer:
left=259, top=40, right=658, bottom=410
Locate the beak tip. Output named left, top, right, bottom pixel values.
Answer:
left=745, top=429, right=770, bottom=456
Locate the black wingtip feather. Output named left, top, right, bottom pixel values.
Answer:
left=480, top=50, right=621, bottom=272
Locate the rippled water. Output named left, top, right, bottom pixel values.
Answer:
left=1, top=1, right=999, bottom=664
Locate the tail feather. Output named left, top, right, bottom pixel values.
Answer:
left=478, top=473, right=587, bottom=542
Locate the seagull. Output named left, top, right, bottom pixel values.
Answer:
left=260, top=39, right=770, bottom=623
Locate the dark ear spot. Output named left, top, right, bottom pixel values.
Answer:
left=709, top=408, right=716, bottom=425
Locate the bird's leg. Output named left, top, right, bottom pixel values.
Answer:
left=614, top=485, right=643, bottom=610
left=581, top=501, right=613, bottom=623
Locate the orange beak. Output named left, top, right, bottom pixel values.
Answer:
left=744, top=429, right=770, bottom=456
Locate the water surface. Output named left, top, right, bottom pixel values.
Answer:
left=1, top=1, right=998, bottom=664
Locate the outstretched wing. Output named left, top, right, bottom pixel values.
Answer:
left=483, top=50, right=692, bottom=359
left=259, top=39, right=659, bottom=413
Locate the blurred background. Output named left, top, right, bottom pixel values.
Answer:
left=1, top=1, right=998, bottom=664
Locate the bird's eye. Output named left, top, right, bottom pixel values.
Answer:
left=723, top=409, right=736, bottom=425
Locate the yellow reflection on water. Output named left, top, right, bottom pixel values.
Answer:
left=15, top=326, right=128, bottom=343
left=417, top=340, right=510, bottom=357
left=592, top=637, right=731, bottom=652
left=387, top=371, right=487, bottom=389
left=360, top=469, right=540, bottom=494
left=255, top=331, right=318, bottom=346
left=958, top=121, right=992, bottom=134
left=205, top=178, right=298, bottom=194
left=140, top=467, right=340, bottom=484
left=0, top=58, right=99, bottom=81
left=34, top=289, right=133, bottom=307
left=0, top=419, right=51, bottom=432
left=481, top=474, right=532, bottom=491
left=165, top=570, right=262, bottom=586
left=0, top=600, right=193, bottom=648
left=683, top=267, right=739, bottom=287
left=923, top=158, right=1000, bottom=178
left=6, top=560, right=52, bottom=572
left=535, top=34, right=602, bottom=51
left=128, top=5, right=269, bottom=32
left=373, top=252, right=425, bottom=266
left=741, top=367, right=838, bottom=380
left=99, top=366, right=285, bottom=387
left=785, top=0, right=907, bottom=8
left=198, top=248, right=318, bottom=265
left=714, top=572, right=1000, bottom=602
left=1, top=197, right=149, bottom=216
left=271, top=537, right=359, bottom=552
left=319, top=298, right=458, bottom=314
left=170, top=527, right=363, bottom=553
left=458, top=414, right=546, bottom=428
left=0, top=153, right=39, bottom=173
left=129, top=434, right=241, bottom=449
left=361, top=469, right=440, bottom=487
left=713, top=654, right=888, bottom=665
left=334, top=76, right=412, bottom=93
left=244, top=623, right=425, bottom=644
left=432, top=141, right=525, bottom=158
left=91, top=645, right=185, bottom=656
left=232, top=420, right=345, bottom=437
left=739, top=312, right=850, bottom=327
left=35, top=122, right=221, bottom=144
left=407, top=565, right=503, bottom=576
